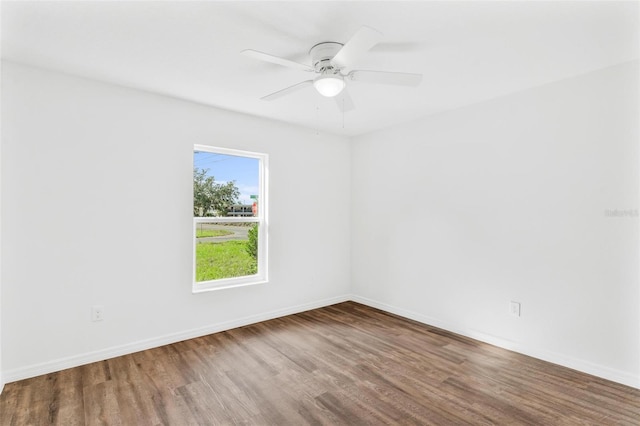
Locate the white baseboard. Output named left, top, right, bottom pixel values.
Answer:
left=350, top=294, right=640, bottom=390
left=3, top=293, right=638, bottom=391
left=2, top=294, right=351, bottom=385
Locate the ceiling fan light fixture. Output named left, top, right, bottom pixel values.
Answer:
left=313, top=74, right=345, bottom=97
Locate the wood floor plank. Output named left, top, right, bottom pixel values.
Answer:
left=82, top=381, right=122, bottom=426
left=2, top=302, right=639, bottom=425
left=46, top=368, right=85, bottom=425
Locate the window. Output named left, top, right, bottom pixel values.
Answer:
left=193, top=145, right=268, bottom=292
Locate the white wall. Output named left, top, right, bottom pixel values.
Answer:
left=0, top=4, right=4, bottom=393
left=351, top=61, right=640, bottom=388
left=0, top=58, right=3, bottom=394
left=0, top=62, right=351, bottom=381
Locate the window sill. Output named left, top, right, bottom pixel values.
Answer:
left=192, top=276, right=268, bottom=293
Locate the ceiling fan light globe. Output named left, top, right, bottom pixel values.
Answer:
left=313, top=75, right=345, bottom=97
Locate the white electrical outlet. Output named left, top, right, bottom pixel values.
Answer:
left=510, top=301, right=521, bottom=317
left=91, top=305, right=104, bottom=322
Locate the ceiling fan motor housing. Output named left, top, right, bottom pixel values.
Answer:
left=309, top=42, right=343, bottom=73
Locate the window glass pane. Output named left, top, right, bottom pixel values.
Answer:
left=193, top=147, right=265, bottom=290
left=193, top=151, right=260, bottom=217
left=195, top=222, right=259, bottom=282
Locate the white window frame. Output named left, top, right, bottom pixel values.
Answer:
left=193, top=145, right=268, bottom=292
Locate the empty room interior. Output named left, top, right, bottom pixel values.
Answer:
left=1, top=1, right=639, bottom=424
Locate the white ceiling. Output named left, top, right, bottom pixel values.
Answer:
left=2, top=1, right=638, bottom=136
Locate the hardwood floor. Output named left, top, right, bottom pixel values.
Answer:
left=1, top=302, right=639, bottom=425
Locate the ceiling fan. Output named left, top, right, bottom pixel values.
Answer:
left=241, top=26, right=423, bottom=111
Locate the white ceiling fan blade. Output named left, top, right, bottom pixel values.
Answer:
left=261, top=80, right=314, bottom=101
left=330, top=26, right=383, bottom=69
left=370, top=42, right=426, bottom=53
left=335, top=89, right=355, bottom=112
left=242, top=49, right=314, bottom=72
left=349, top=70, right=423, bottom=86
